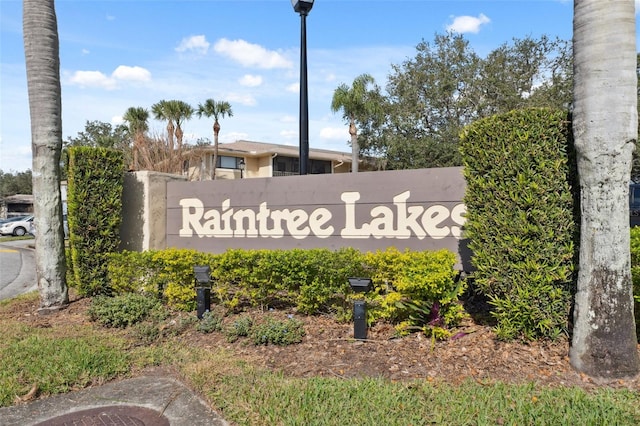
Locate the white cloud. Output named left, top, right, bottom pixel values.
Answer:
left=67, top=65, right=151, bottom=90
left=280, top=115, right=296, bottom=123
left=239, top=74, right=263, bottom=87
left=106, top=14, right=115, bottom=21
left=446, top=13, right=491, bottom=34
left=112, top=115, right=124, bottom=125
left=214, top=38, right=292, bottom=69
left=319, top=127, right=349, bottom=140
left=112, top=65, right=151, bottom=82
left=286, top=82, right=299, bottom=93
left=226, top=93, right=257, bottom=107
left=68, top=70, right=117, bottom=90
left=81, top=48, right=90, bottom=55
left=175, top=35, right=210, bottom=55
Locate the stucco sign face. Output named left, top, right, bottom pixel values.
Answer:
left=166, top=167, right=469, bottom=266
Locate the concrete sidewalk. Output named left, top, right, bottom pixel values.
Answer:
left=0, top=375, right=229, bottom=426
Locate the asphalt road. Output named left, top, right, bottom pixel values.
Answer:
left=0, top=239, right=37, bottom=300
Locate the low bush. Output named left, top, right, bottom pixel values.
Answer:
left=225, top=316, right=253, bottom=342
left=196, top=311, right=224, bottom=334
left=250, top=317, right=306, bottom=346
left=88, top=293, right=164, bottom=328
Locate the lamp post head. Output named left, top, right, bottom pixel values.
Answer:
left=348, top=277, right=372, bottom=293
left=291, top=0, right=314, bottom=15
left=194, top=265, right=211, bottom=287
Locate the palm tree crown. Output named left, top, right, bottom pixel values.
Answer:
left=196, top=99, right=234, bottom=179
left=331, top=73, right=380, bottom=172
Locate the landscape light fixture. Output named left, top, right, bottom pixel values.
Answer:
left=239, top=159, right=245, bottom=179
left=291, top=0, right=314, bottom=175
left=348, top=277, right=372, bottom=340
left=194, top=265, right=211, bottom=319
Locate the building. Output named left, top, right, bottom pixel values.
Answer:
left=0, top=194, right=34, bottom=219
left=184, top=140, right=369, bottom=181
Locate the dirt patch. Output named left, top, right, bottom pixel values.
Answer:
left=4, top=293, right=640, bottom=392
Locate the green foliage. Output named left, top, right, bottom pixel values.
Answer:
left=250, top=317, right=306, bottom=346
left=225, top=316, right=254, bottom=342
left=362, top=248, right=465, bottom=338
left=361, top=33, right=571, bottom=170
left=629, top=227, right=640, bottom=339
left=66, top=146, right=125, bottom=295
left=107, top=249, right=217, bottom=310
left=196, top=311, right=223, bottom=334
left=0, top=169, right=32, bottom=197
left=460, top=108, right=577, bottom=340
left=88, top=293, right=164, bottom=328
left=106, top=247, right=462, bottom=339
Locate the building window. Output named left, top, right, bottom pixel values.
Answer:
left=272, top=156, right=331, bottom=176
left=310, top=159, right=331, bottom=174
left=272, top=156, right=298, bottom=176
left=216, top=156, right=243, bottom=169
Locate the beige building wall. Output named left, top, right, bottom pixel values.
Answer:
left=120, top=171, right=187, bottom=251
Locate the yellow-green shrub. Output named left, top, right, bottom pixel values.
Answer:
left=106, top=247, right=465, bottom=340
left=362, top=248, right=465, bottom=338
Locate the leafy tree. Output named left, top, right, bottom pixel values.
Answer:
left=0, top=169, right=33, bottom=196
left=64, top=120, right=130, bottom=174
left=331, top=74, right=382, bottom=173
left=569, top=0, right=640, bottom=379
left=122, top=107, right=149, bottom=171
left=362, top=33, right=572, bottom=170
left=196, top=99, right=233, bottom=180
left=65, top=120, right=129, bottom=149
left=23, top=0, right=68, bottom=311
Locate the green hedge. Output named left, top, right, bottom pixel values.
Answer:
left=629, top=227, right=640, bottom=339
left=459, top=108, right=578, bottom=340
left=67, top=146, right=124, bottom=295
left=107, top=247, right=466, bottom=338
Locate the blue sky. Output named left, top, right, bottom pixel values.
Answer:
left=0, top=0, right=632, bottom=172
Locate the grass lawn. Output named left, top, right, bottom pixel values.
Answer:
left=1, top=292, right=639, bottom=425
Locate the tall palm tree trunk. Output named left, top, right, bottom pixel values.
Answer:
left=349, top=121, right=358, bottom=173
left=23, top=0, right=68, bottom=311
left=212, top=122, right=220, bottom=180
left=570, top=0, right=639, bottom=379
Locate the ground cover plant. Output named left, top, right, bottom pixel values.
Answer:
left=1, top=291, right=638, bottom=425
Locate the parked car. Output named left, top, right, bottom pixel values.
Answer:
left=0, top=215, right=34, bottom=236
left=0, top=215, right=29, bottom=226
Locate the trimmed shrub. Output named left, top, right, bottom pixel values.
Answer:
left=105, top=246, right=463, bottom=339
left=459, top=108, right=578, bottom=340
left=66, top=147, right=124, bottom=296
left=629, top=227, right=640, bottom=339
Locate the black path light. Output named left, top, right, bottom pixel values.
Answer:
left=348, top=277, right=372, bottom=340
left=194, top=265, right=211, bottom=319
left=291, top=0, right=314, bottom=175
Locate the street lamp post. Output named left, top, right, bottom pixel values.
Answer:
left=291, top=0, right=314, bottom=175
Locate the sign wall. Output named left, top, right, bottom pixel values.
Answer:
left=166, top=167, right=471, bottom=269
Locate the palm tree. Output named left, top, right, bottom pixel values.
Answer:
left=196, top=99, right=233, bottom=179
left=331, top=74, right=381, bottom=173
left=122, top=106, right=149, bottom=171
left=570, top=0, right=640, bottom=379
left=170, top=100, right=194, bottom=151
left=23, top=0, right=68, bottom=311
left=151, top=100, right=193, bottom=172
left=151, top=100, right=177, bottom=152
